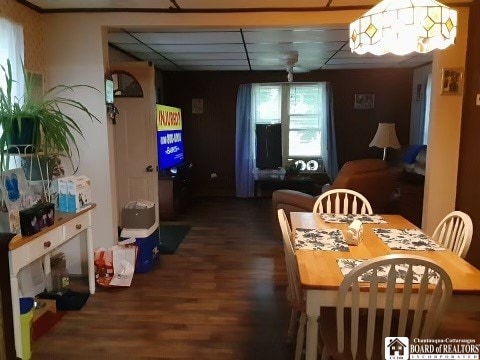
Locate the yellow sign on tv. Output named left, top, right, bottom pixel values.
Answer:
left=156, top=105, right=182, bottom=131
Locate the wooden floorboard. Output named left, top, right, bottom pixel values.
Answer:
left=31, top=197, right=480, bottom=359
left=32, top=197, right=293, bottom=359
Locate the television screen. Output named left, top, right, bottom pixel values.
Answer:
left=156, top=104, right=185, bottom=171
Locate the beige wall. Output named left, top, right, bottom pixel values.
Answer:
left=0, top=0, right=45, bottom=73
left=423, top=7, right=469, bottom=234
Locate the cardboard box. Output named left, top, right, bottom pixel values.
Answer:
left=66, top=176, right=92, bottom=213
left=123, top=200, right=155, bottom=229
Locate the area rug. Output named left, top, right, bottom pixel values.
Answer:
left=158, top=224, right=191, bottom=254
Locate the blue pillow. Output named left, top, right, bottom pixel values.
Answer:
left=403, top=145, right=427, bottom=164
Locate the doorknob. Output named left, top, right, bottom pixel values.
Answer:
left=146, top=165, right=154, bottom=172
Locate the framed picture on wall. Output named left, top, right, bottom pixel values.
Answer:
left=441, top=68, right=464, bottom=95
left=354, top=93, right=375, bottom=110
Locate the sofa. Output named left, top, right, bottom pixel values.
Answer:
left=272, top=159, right=401, bottom=227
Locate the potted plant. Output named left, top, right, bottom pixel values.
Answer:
left=285, top=162, right=302, bottom=177
left=0, top=59, right=100, bottom=179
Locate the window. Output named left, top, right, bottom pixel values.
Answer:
left=252, top=83, right=324, bottom=172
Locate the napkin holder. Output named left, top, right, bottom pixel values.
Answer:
left=346, top=219, right=363, bottom=245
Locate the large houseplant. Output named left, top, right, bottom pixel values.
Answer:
left=0, top=59, right=100, bottom=178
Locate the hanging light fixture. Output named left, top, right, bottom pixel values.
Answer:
left=349, top=0, right=457, bottom=56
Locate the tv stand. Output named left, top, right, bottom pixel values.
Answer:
left=158, top=163, right=192, bottom=220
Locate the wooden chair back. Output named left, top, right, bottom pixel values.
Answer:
left=336, top=254, right=452, bottom=360
left=432, top=211, right=473, bottom=258
left=313, top=188, right=373, bottom=215
left=277, top=209, right=302, bottom=304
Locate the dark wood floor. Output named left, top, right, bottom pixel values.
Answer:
left=33, top=197, right=293, bottom=359
left=32, top=197, right=480, bottom=359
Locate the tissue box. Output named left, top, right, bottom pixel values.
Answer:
left=19, top=203, right=55, bottom=236
left=66, top=176, right=92, bottom=213
left=58, top=176, right=73, bottom=212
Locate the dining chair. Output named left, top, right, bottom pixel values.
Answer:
left=319, top=254, right=452, bottom=360
left=277, top=209, right=306, bottom=360
left=313, top=188, right=373, bottom=215
left=432, top=210, right=473, bottom=258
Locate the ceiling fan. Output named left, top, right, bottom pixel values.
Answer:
left=283, top=51, right=310, bottom=82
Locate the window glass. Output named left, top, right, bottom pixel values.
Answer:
left=254, top=85, right=281, bottom=123
left=289, top=130, right=321, bottom=156
left=252, top=83, right=323, bottom=172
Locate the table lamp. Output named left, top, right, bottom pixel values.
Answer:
left=369, top=123, right=401, bottom=160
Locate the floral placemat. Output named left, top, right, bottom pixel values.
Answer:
left=337, top=259, right=440, bottom=284
left=294, top=228, right=349, bottom=251
left=320, top=213, right=387, bottom=224
left=372, top=229, right=445, bottom=251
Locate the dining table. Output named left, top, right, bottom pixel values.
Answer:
left=290, top=212, right=480, bottom=360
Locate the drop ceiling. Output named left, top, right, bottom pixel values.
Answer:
left=18, top=0, right=470, bottom=71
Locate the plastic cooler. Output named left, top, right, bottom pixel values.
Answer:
left=120, top=223, right=160, bottom=273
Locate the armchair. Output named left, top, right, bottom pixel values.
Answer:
left=272, top=159, right=400, bottom=228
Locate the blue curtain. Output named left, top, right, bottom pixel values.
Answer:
left=235, top=84, right=255, bottom=197
left=321, top=83, right=338, bottom=180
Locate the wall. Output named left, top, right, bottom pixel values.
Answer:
left=0, top=0, right=45, bottom=73
left=422, top=7, right=469, bottom=234
left=163, top=68, right=413, bottom=196
left=457, top=0, right=480, bottom=269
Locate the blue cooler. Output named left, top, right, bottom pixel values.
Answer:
left=120, top=224, right=160, bottom=273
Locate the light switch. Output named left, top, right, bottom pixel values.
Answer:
left=477, top=94, right=480, bottom=106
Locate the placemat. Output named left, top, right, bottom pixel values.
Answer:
left=372, top=228, right=445, bottom=251
left=320, top=213, right=387, bottom=224
left=295, top=228, right=349, bottom=251
left=336, top=259, right=440, bottom=284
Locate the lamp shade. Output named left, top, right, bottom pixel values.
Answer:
left=349, top=0, right=457, bottom=55
left=369, top=123, right=401, bottom=149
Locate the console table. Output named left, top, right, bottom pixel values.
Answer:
left=8, top=205, right=96, bottom=359
left=254, top=176, right=314, bottom=197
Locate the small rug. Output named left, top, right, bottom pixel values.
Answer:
left=158, top=224, right=191, bottom=254
left=37, top=290, right=90, bottom=311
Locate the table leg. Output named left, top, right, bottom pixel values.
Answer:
left=10, top=273, right=22, bottom=359
left=43, top=253, right=52, bottom=292
left=87, top=225, right=95, bottom=294
left=305, top=290, right=321, bottom=360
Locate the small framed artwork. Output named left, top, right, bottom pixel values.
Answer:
left=354, top=93, right=375, bottom=110
left=441, top=68, right=464, bottom=95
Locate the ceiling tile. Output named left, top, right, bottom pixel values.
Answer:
left=149, top=44, right=246, bottom=53
left=243, top=28, right=348, bottom=43
left=246, top=41, right=346, bottom=53
left=130, top=31, right=243, bottom=44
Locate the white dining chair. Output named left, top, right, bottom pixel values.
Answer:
left=277, top=209, right=306, bottom=360
left=432, top=210, right=473, bottom=258
left=319, top=254, right=452, bottom=360
left=313, top=188, right=373, bottom=215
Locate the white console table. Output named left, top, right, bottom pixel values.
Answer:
left=8, top=205, right=96, bottom=358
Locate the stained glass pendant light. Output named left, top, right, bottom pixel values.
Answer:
left=349, top=0, right=457, bottom=55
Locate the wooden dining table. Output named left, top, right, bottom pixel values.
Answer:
left=290, top=212, right=480, bottom=360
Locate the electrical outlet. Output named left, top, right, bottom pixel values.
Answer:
left=476, top=93, right=480, bottom=106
